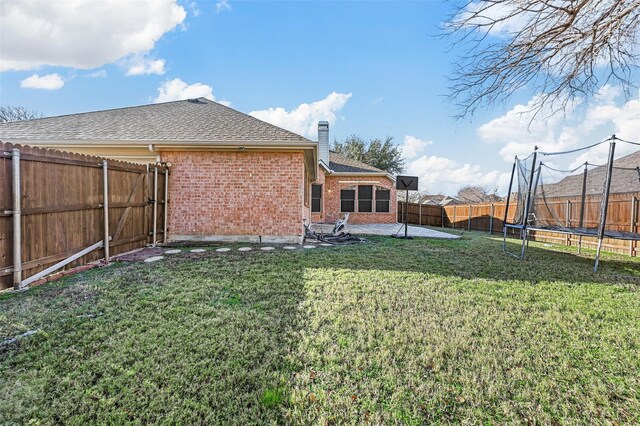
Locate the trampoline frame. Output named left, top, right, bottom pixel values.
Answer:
left=502, top=136, right=639, bottom=272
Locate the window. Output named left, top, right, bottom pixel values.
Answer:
left=358, top=185, right=373, bottom=212
left=311, top=184, right=322, bottom=213
left=375, top=188, right=390, bottom=212
left=340, top=187, right=355, bottom=212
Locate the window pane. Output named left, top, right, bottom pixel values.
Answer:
left=358, top=200, right=372, bottom=212
left=376, top=200, right=390, bottom=212
left=376, top=189, right=390, bottom=201
left=341, top=189, right=355, bottom=200
left=341, top=200, right=355, bottom=212
left=312, top=184, right=322, bottom=199
left=311, top=184, right=322, bottom=212
left=358, top=185, right=373, bottom=199
left=340, top=189, right=355, bottom=212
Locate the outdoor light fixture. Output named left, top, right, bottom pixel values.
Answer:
left=238, top=146, right=246, bottom=151
left=156, top=161, right=173, bottom=168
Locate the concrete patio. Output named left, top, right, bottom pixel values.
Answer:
left=310, top=223, right=460, bottom=239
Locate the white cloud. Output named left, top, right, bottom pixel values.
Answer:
left=477, top=86, right=640, bottom=168
left=125, top=56, right=166, bottom=76
left=249, top=92, right=352, bottom=138
left=401, top=135, right=433, bottom=160
left=404, top=152, right=510, bottom=196
left=20, top=73, right=64, bottom=90
left=188, top=2, right=201, bottom=17
left=398, top=134, right=507, bottom=195
left=0, top=0, right=186, bottom=71
left=87, top=69, right=107, bottom=78
left=215, top=0, right=231, bottom=13
left=154, top=78, right=214, bottom=103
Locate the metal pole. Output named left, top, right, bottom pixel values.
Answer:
left=594, top=140, right=616, bottom=272
left=566, top=200, right=571, bottom=247
left=153, top=166, right=158, bottom=247
left=467, top=205, right=472, bottom=231
left=631, top=195, right=637, bottom=257
left=102, top=160, right=110, bottom=263
left=531, top=163, right=542, bottom=215
left=503, top=160, right=517, bottom=227
left=164, top=168, right=169, bottom=243
left=502, top=160, right=517, bottom=248
left=404, top=188, right=409, bottom=238
left=12, top=148, right=22, bottom=290
left=578, top=162, right=588, bottom=254
left=520, top=148, right=538, bottom=259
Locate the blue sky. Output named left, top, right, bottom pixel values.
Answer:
left=1, top=0, right=638, bottom=195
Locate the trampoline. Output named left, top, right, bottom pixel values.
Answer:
left=502, top=135, right=640, bottom=271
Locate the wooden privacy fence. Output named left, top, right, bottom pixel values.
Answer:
left=1, top=143, right=169, bottom=291
left=398, top=193, right=639, bottom=257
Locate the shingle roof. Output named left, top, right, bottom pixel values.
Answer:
left=0, top=98, right=312, bottom=145
left=543, top=150, right=640, bottom=197
left=328, top=151, right=387, bottom=174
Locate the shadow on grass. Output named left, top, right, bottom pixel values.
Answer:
left=0, top=253, right=309, bottom=424
left=1, top=233, right=638, bottom=424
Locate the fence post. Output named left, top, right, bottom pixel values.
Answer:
left=419, top=203, right=422, bottom=226
left=453, top=206, right=456, bottom=229
left=631, top=195, right=637, bottom=257
left=489, top=204, right=494, bottom=234
left=12, top=148, right=22, bottom=290
left=164, top=168, right=169, bottom=243
left=468, top=205, right=472, bottom=231
left=566, top=200, right=571, bottom=247
left=152, top=166, right=158, bottom=247
left=441, top=206, right=444, bottom=228
left=102, top=160, right=110, bottom=263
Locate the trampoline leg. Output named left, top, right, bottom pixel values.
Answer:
left=520, top=230, right=528, bottom=260
left=578, top=236, right=582, bottom=255
left=594, top=238, right=603, bottom=272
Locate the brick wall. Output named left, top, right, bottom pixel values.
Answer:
left=162, top=151, right=305, bottom=239
left=311, top=169, right=397, bottom=224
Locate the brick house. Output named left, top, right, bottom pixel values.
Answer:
left=311, top=122, right=397, bottom=224
left=0, top=98, right=396, bottom=242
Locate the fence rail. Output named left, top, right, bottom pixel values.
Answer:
left=398, top=193, right=639, bottom=257
left=1, top=142, right=168, bottom=290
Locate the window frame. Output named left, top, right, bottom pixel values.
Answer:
left=340, top=186, right=356, bottom=213
left=311, top=184, right=323, bottom=213
left=375, top=187, right=391, bottom=213
left=357, top=185, right=373, bottom=213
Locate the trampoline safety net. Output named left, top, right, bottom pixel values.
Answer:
left=503, top=136, right=640, bottom=270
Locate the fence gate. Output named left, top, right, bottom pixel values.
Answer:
left=0, top=143, right=170, bottom=291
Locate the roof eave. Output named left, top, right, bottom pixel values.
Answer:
left=0, top=138, right=316, bottom=147
left=328, top=171, right=394, bottom=179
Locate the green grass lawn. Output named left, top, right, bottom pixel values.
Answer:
left=1, top=233, right=639, bottom=425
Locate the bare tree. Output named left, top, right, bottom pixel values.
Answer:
left=456, top=185, right=501, bottom=204
left=446, top=0, right=640, bottom=119
left=0, top=106, right=42, bottom=122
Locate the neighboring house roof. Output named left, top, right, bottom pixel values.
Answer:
left=414, top=194, right=461, bottom=206
left=543, top=150, right=640, bottom=198
left=0, top=98, right=313, bottom=146
left=328, top=151, right=388, bottom=174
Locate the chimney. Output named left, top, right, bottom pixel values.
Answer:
left=318, top=121, right=329, bottom=166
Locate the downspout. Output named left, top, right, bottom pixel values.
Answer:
left=148, top=144, right=161, bottom=163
